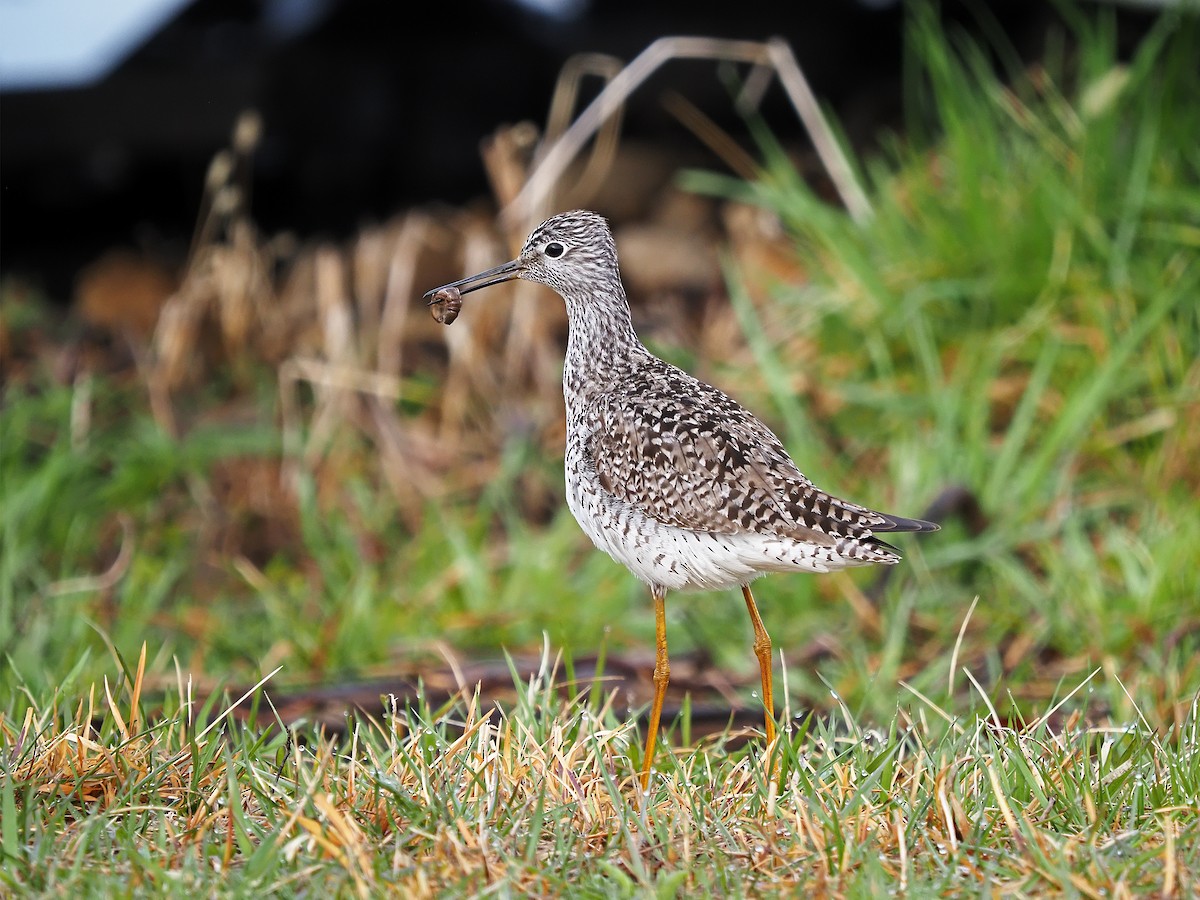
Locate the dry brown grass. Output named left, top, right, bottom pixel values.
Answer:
left=5, top=645, right=1196, bottom=895
left=134, top=40, right=832, bottom=528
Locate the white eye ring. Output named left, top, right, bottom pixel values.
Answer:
left=544, top=241, right=566, bottom=259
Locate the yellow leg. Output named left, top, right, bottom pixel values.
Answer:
left=640, top=587, right=670, bottom=791
left=742, top=585, right=777, bottom=746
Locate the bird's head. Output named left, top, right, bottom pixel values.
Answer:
left=423, top=209, right=619, bottom=308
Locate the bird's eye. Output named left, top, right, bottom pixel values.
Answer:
left=544, top=242, right=565, bottom=259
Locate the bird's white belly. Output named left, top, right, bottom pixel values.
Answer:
left=565, top=461, right=869, bottom=593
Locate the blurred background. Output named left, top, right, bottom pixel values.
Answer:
left=2, top=0, right=1155, bottom=300
left=3, top=0, right=1196, bottom=735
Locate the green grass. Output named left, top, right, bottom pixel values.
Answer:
left=682, top=4, right=1200, bottom=714
left=3, top=653, right=1198, bottom=895
left=3, top=4, right=1200, bottom=895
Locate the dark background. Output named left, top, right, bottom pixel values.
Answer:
left=1, top=0, right=1156, bottom=304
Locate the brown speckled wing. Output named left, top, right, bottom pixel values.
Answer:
left=587, top=363, right=914, bottom=549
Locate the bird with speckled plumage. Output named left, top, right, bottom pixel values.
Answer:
left=424, top=209, right=938, bottom=790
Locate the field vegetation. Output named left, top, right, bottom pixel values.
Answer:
left=3, top=6, right=1198, bottom=895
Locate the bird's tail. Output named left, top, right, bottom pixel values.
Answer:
left=872, top=511, right=940, bottom=534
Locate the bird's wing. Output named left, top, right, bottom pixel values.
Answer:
left=588, top=370, right=930, bottom=543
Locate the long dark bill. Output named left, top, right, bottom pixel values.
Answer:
left=423, top=258, right=523, bottom=304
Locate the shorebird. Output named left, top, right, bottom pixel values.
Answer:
left=424, top=210, right=938, bottom=789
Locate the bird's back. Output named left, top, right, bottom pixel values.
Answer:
left=567, top=349, right=935, bottom=582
